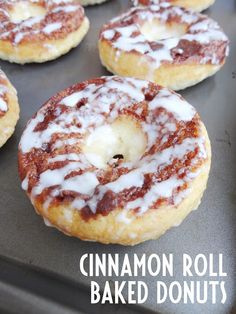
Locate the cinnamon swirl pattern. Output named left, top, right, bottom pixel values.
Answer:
left=19, top=76, right=211, bottom=245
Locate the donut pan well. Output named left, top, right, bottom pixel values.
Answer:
left=0, top=1, right=235, bottom=313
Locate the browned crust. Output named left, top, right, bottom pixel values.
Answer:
left=0, top=71, right=20, bottom=147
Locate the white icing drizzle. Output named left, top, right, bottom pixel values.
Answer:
left=0, top=98, right=7, bottom=112
left=0, top=0, right=84, bottom=45
left=43, top=217, right=54, bottom=227
left=20, top=76, right=208, bottom=219
left=127, top=175, right=184, bottom=214
left=63, top=208, right=73, bottom=223
left=43, top=22, right=62, bottom=34
left=106, top=170, right=144, bottom=193
left=100, top=4, right=229, bottom=68
left=149, top=88, right=195, bottom=121
left=49, top=153, right=82, bottom=163
left=52, top=5, right=78, bottom=13
left=117, top=210, right=134, bottom=224
left=21, top=175, right=29, bottom=191
left=0, top=70, right=9, bottom=113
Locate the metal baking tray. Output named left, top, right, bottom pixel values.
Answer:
left=0, top=0, right=235, bottom=313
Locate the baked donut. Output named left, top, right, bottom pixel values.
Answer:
left=19, top=76, right=211, bottom=245
left=0, top=0, right=89, bottom=64
left=99, top=4, right=229, bottom=90
left=78, top=0, right=109, bottom=6
left=132, top=0, right=215, bottom=12
left=0, top=70, right=19, bottom=148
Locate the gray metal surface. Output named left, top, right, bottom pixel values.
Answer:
left=0, top=0, right=235, bottom=313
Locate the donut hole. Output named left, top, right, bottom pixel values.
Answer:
left=8, top=2, right=46, bottom=23
left=83, top=115, right=147, bottom=169
left=140, top=20, right=187, bottom=41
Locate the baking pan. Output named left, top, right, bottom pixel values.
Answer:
left=0, top=0, right=235, bottom=313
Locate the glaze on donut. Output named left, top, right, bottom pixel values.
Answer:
left=0, top=69, right=19, bottom=147
left=99, top=4, right=229, bottom=90
left=0, top=72, right=9, bottom=118
left=132, top=0, right=215, bottom=12
left=0, top=0, right=89, bottom=63
left=18, top=76, right=211, bottom=245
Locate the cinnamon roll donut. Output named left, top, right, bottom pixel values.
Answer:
left=0, top=0, right=89, bottom=64
left=18, top=76, right=211, bottom=245
left=132, top=0, right=215, bottom=12
left=0, top=70, right=19, bottom=148
left=99, top=4, right=229, bottom=90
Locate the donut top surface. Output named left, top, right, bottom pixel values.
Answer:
left=0, top=0, right=85, bottom=45
left=0, top=70, right=10, bottom=117
left=19, top=76, right=208, bottom=220
left=100, top=3, right=229, bottom=68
